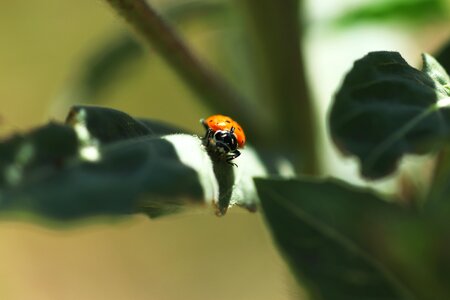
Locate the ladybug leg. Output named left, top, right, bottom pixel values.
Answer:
left=228, top=162, right=238, bottom=167
left=203, top=128, right=213, bottom=146
left=226, top=158, right=238, bottom=167
left=226, top=150, right=241, bottom=167
left=233, top=149, right=241, bottom=159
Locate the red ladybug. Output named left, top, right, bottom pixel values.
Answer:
left=201, top=114, right=246, bottom=166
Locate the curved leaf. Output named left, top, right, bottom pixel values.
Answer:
left=0, top=123, right=78, bottom=186
left=256, top=177, right=417, bottom=299
left=330, top=51, right=450, bottom=179
left=0, top=121, right=204, bottom=220
left=0, top=136, right=205, bottom=220
left=0, top=106, right=268, bottom=222
left=65, top=105, right=188, bottom=144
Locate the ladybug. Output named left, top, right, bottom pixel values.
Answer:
left=201, top=114, right=246, bottom=166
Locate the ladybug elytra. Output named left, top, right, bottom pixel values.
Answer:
left=201, top=114, right=246, bottom=166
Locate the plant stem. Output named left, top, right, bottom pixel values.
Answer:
left=237, top=0, right=319, bottom=175
left=427, top=145, right=450, bottom=205
left=104, top=0, right=265, bottom=140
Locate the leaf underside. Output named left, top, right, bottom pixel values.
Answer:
left=330, top=51, right=450, bottom=179
left=0, top=106, right=203, bottom=222
left=256, top=177, right=411, bottom=299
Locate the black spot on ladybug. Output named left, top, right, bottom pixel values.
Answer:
left=237, top=127, right=241, bottom=131
left=209, top=120, right=213, bottom=123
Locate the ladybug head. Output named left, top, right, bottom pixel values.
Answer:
left=213, top=127, right=238, bottom=153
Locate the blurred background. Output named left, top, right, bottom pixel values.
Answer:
left=0, top=0, right=449, bottom=299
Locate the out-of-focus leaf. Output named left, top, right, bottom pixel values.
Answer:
left=256, top=177, right=414, bottom=299
left=0, top=135, right=204, bottom=220
left=73, top=33, right=144, bottom=102
left=0, top=123, right=78, bottom=186
left=330, top=51, right=450, bottom=179
left=65, top=105, right=188, bottom=144
left=61, top=0, right=230, bottom=105
left=334, top=0, right=448, bottom=28
left=257, top=177, right=450, bottom=298
left=0, top=106, right=268, bottom=222
left=0, top=106, right=205, bottom=221
left=365, top=209, right=450, bottom=299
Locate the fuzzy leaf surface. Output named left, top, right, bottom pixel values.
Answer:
left=0, top=106, right=203, bottom=221
left=330, top=51, right=450, bottom=179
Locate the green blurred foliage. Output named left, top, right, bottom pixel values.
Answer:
left=0, top=107, right=205, bottom=220
left=257, top=177, right=450, bottom=299
left=335, top=0, right=449, bottom=27
left=330, top=51, right=450, bottom=179
left=0, top=1, right=291, bottom=300
left=2, top=0, right=450, bottom=299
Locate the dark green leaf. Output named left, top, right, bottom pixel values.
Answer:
left=0, top=106, right=266, bottom=222
left=66, top=105, right=188, bottom=144
left=0, top=136, right=204, bottom=220
left=334, top=0, right=447, bottom=28
left=330, top=51, right=450, bottom=179
left=256, top=177, right=414, bottom=299
left=0, top=106, right=204, bottom=222
left=257, top=177, right=450, bottom=298
left=0, top=123, right=78, bottom=186
left=369, top=211, right=450, bottom=299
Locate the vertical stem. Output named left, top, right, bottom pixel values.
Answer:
left=427, top=145, right=450, bottom=205
left=104, top=0, right=266, bottom=141
left=238, top=0, right=318, bottom=174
